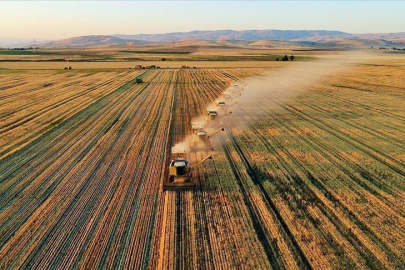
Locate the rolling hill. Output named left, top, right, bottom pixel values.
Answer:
left=38, top=35, right=150, bottom=48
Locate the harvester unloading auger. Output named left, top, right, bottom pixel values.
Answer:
left=163, top=147, right=212, bottom=190
left=190, top=127, right=224, bottom=151
left=206, top=110, right=232, bottom=122
left=226, top=101, right=238, bottom=109
left=219, top=111, right=232, bottom=119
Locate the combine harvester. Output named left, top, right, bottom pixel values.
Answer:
left=217, top=101, right=226, bottom=106
left=163, top=147, right=212, bottom=190
left=190, top=127, right=224, bottom=151
left=206, top=110, right=218, bottom=121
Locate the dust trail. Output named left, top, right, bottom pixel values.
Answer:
left=212, top=51, right=376, bottom=145
left=174, top=52, right=374, bottom=157
left=224, top=52, right=365, bottom=128
left=171, top=141, right=190, bottom=155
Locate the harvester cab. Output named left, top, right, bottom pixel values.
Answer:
left=169, top=158, right=190, bottom=182
left=206, top=110, right=218, bottom=122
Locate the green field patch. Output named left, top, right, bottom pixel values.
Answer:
left=0, top=50, right=57, bottom=55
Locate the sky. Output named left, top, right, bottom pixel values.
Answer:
left=1, top=1, right=405, bottom=40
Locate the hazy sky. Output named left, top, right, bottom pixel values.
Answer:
left=1, top=1, right=404, bottom=40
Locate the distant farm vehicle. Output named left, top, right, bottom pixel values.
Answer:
left=64, top=66, right=72, bottom=70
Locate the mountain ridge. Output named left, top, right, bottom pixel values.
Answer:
left=113, top=29, right=352, bottom=42
left=2, top=30, right=405, bottom=48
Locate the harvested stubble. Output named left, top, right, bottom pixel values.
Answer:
left=0, top=64, right=405, bottom=269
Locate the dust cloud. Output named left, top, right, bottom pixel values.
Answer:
left=225, top=52, right=373, bottom=127
left=174, top=51, right=375, bottom=156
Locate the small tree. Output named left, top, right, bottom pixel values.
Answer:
left=282, top=55, right=289, bottom=61
left=290, top=55, right=295, bottom=61
left=161, top=58, right=166, bottom=61
left=275, top=58, right=280, bottom=61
